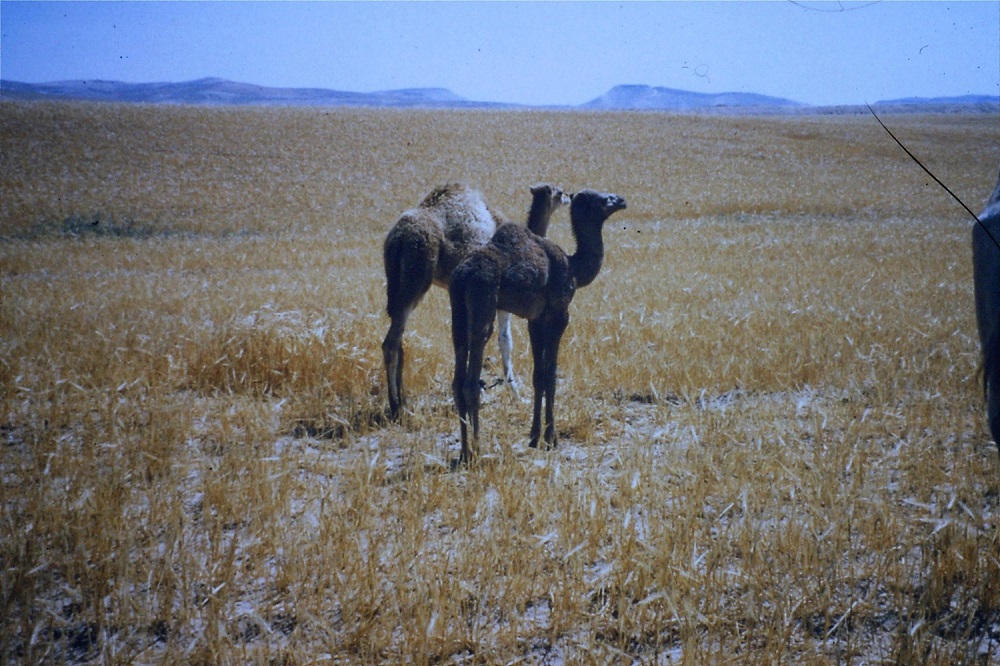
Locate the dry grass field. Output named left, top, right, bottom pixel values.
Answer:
left=2, top=101, right=1000, bottom=664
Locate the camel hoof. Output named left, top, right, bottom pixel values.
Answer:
left=528, top=436, right=556, bottom=451
left=504, top=378, right=524, bottom=402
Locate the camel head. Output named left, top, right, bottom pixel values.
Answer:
left=531, top=183, right=572, bottom=211
left=570, top=189, right=627, bottom=225
left=565, top=189, right=627, bottom=288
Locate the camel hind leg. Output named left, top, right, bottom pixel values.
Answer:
left=461, top=329, right=491, bottom=462
left=383, top=303, right=415, bottom=420
left=383, top=236, right=433, bottom=420
left=452, top=333, right=470, bottom=460
left=451, top=270, right=496, bottom=463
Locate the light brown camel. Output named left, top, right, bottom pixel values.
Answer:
left=524, top=183, right=570, bottom=236
left=382, top=182, right=570, bottom=419
left=449, top=188, right=627, bottom=463
left=972, top=166, right=1000, bottom=452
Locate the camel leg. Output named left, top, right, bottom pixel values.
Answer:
left=459, top=292, right=495, bottom=464
left=453, top=277, right=495, bottom=464
left=451, top=284, right=472, bottom=462
left=527, top=312, right=568, bottom=449
left=383, top=235, right=433, bottom=421
left=462, top=335, right=489, bottom=462
left=496, top=310, right=521, bottom=400
left=985, top=330, right=1000, bottom=454
left=382, top=303, right=414, bottom=420
left=988, top=378, right=1000, bottom=455
left=541, top=312, right=569, bottom=448
left=527, top=318, right=547, bottom=449
left=452, top=338, right=470, bottom=461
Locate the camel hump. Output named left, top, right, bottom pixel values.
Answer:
left=420, top=182, right=496, bottom=246
left=419, top=182, right=473, bottom=208
left=490, top=223, right=535, bottom=254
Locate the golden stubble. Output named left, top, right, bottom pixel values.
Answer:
left=1, top=101, right=999, bottom=663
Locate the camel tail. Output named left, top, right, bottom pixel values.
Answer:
left=383, top=236, right=403, bottom=317
left=384, top=231, right=433, bottom=319
left=449, top=267, right=468, bottom=350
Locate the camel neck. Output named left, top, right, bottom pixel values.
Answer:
left=526, top=202, right=551, bottom=236
left=569, top=226, right=604, bottom=288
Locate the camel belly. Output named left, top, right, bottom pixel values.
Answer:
left=497, top=290, right=547, bottom=321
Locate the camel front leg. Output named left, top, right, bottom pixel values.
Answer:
left=527, top=318, right=546, bottom=448
left=541, top=311, right=568, bottom=448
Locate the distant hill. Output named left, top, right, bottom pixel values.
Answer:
left=0, top=77, right=518, bottom=109
left=871, top=94, right=1000, bottom=114
left=581, top=84, right=804, bottom=110
left=876, top=94, right=998, bottom=106
left=1, top=78, right=997, bottom=113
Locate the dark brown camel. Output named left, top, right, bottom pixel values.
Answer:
left=449, top=189, right=627, bottom=463
left=382, top=183, right=570, bottom=419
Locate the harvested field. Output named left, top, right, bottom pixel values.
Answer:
left=2, top=101, right=1000, bottom=663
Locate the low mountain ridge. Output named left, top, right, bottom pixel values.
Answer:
left=877, top=94, right=998, bottom=106
left=581, top=84, right=803, bottom=110
left=1, top=77, right=996, bottom=112
left=0, top=77, right=512, bottom=108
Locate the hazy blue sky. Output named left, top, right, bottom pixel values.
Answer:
left=1, top=1, right=998, bottom=106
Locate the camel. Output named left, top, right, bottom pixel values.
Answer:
left=972, top=166, right=1000, bottom=452
left=382, top=182, right=570, bottom=419
left=449, top=188, right=627, bottom=463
